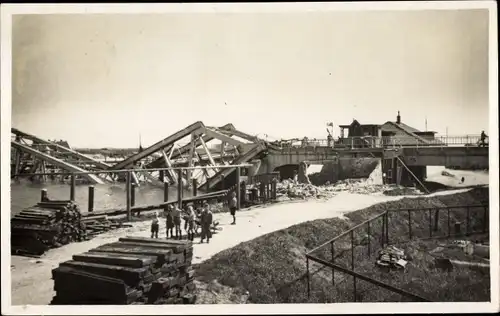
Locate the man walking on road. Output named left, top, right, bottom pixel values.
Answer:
left=229, top=191, right=237, bottom=225
left=200, top=202, right=213, bottom=244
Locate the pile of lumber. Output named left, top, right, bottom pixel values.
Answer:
left=11, top=200, right=133, bottom=257
left=81, top=215, right=132, bottom=237
left=51, top=237, right=196, bottom=305
left=11, top=200, right=88, bottom=256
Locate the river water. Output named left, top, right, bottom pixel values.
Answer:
left=10, top=180, right=195, bottom=216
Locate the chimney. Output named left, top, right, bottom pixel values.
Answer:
left=396, top=111, right=401, bottom=124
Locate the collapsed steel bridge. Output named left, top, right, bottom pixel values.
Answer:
left=10, top=122, right=277, bottom=190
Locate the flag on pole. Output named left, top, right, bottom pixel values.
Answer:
left=326, top=122, right=334, bottom=127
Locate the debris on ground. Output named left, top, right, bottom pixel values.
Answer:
left=376, top=246, right=408, bottom=269
left=276, top=178, right=422, bottom=201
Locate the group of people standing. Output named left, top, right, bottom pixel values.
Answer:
left=150, top=201, right=215, bottom=243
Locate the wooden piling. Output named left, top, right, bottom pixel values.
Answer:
left=260, top=182, right=266, bottom=201
left=70, top=174, right=76, bottom=201
left=131, top=183, right=136, bottom=207
left=41, top=189, right=48, bottom=202
left=241, top=181, right=247, bottom=206
left=236, top=167, right=241, bottom=210
left=163, top=181, right=169, bottom=213
left=88, top=186, right=95, bottom=213
left=177, top=169, right=183, bottom=209
left=159, top=170, right=164, bottom=182
left=192, top=178, right=198, bottom=197
left=126, top=172, right=132, bottom=221
left=271, top=178, right=277, bottom=200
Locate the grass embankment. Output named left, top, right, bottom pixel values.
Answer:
left=194, top=187, right=490, bottom=303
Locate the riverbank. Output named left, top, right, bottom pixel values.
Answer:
left=193, top=187, right=489, bottom=303
left=9, top=186, right=475, bottom=306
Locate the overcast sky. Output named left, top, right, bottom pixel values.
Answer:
left=11, top=9, right=490, bottom=148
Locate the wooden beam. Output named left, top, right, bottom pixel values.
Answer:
left=109, top=121, right=205, bottom=170
left=203, top=127, right=245, bottom=147
left=161, top=150, right=177, bottom=183
left=11, top=141, right=104, bottom=184
left=186, top=133, right=196, bottom=186
left=199, top=137, right=218, bottom=173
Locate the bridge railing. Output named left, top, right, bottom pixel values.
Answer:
left=276, top=135, right=486, bottom=150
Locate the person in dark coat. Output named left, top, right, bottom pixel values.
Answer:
left=479, top=131, right=488, bottom=147
left=200, top=202, right=213, bottom=244
left=165, top=205, right=174, bottom=239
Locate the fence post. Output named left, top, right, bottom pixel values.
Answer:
left=88, top=185, right=94, bottom=213
left=381, top=214, right=385, bottom=247
left=483, top=205, right=488, bottom=233
left=408, top=210, right=412, bottom=240
left=131, top=183, right=136, bottom=207
left=41, top=189, right=48, bottom=202
left=466, top=206, right=470, bottom=236
left=367, top=222, right=371, bottom=256
left=353, top=276, right=357, bottom=302
left=70, top=174, right=76, bottom=201
left=330, top=241, right=335, bottom=285
left=306, top=257, right=311, bottom=299
left=177, top=169, right=183, bottom=209
left=126, top=171, right=131, bottom=221
left=433, top=208, right=440, bottom=232
left=428, top=209, right=432, bottom=238
left=447, top=208, right=451, bottom=237
left=350, top=230, right=355, bottom=271
left=385, top=212, right=389, bottom=245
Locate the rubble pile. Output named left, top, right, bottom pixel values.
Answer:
left=51, top=237, right=196, bottom=305
left=276, top=179, right=336, bottom=199
left=11, top=200, right=88, bottom=256
left=376, top=246, right=408, bottom=269
left=276, top=178, right=422, bottom=201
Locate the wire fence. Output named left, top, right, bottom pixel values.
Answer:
left=305, top=203, right=489, bottom=302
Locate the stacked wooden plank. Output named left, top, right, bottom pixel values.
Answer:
left=81, top=215, right=133, bottom=237
left=51, top=237, right=196, bottom=305
left=11, top=200, right=133, bottom=257
left=11, top=200, right=88, bottom=256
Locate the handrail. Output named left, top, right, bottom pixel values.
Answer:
left=276, top=135, right=486, bottom=150
left=306, top=254, right=432, bottom=302
left=306, top=203, right=488, bottom=256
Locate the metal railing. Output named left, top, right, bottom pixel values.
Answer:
left=304, top=203, right=489, bottom=302
left=277, top=135, right=487, bottom=150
